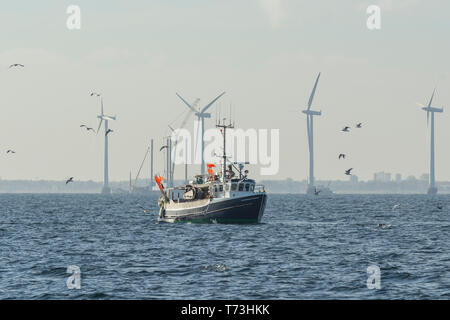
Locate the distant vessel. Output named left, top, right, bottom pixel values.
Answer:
left=155, top=119, right=267, bottom=224
left=313, top=185, right=334, bottom=196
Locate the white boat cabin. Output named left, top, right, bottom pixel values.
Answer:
left=209, top=179, right=256, bottom=199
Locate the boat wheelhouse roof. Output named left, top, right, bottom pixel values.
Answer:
left=229, top=179, right=255, bottom=184
left=197, top=178, right=256, bottom=184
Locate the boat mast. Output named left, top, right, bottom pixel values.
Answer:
left=216, top=118, right=234, bottom=182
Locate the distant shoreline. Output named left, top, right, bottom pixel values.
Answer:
left=1, top=179, right=450, bottom=194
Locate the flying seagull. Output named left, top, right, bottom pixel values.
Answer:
left=86, top=127, right=95, bottom=133
left=90, top=92, right=101, bottom=97
left=345, top=168, right=353, bottom=175
left=9, top=64, right=24, bottom=68
left=160, top=145, right=168, bottom=151
left=342, top=126, right=350, bottom=132
left=392, top=203, right=401, bottom=211
left=437, top=204, right=443, bottom=210
left=314, top=187, right=321, bottom=196
left=356, top=123, right=362, bottom=128
left=65, top=177, right=74, bottom=184
left=105, top=129, right=113, bottom=136
left=80, top=124, right=87, bottom=128
left=338, top=154, right=346, bottom=159
left=6, top=149, right=16, bottom=154
left=378, top=224, right=392, bottom=229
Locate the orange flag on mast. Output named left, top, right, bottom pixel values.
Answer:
left=206, top=163, right=216, bottom=175
left=154, top=175, right=165, bottom=194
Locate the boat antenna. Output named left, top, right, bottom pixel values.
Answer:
left=216, top=117, right=234, bottom=182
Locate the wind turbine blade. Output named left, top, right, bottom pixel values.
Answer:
left=176, top=93, right=198, bottom=113
left=416, top=102, right=425, bottom=108
left=192, top=98, right=201, bottom=109
left=101, top=98, right=104, bottom=116
left=179, top=109, right=194, bottom=130
left=97, top=118, right=103, bottom=134
left=194, top=116, right=201, bottom=158
left=201, top=92, right=226, bottom=113
left=427, top=88, right=436, bottom=108
left=307, top=72, right=321, bottom=110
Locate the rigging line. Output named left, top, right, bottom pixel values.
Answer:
left=134, top=147, right=150, bottom=188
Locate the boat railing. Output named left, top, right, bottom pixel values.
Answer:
left=255, top=185, right=266, bottom=193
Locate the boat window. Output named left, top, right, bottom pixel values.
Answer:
left=231, top=183, right=237, bottom=191
left=245, top=184, right=250, bottom=191
left=219, top=185, right=223, bottom=192
left=238, top=183, right=244, bottom=191
left=225, top=184, right=230, bottom=191
left=250, top=184, right=255, bottom=191
left=214, top=185, right=218, bottom=192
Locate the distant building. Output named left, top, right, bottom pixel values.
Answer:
left=420, top=173, right=430, bottom=181
left=350, top=175, right=358, bottom=184
left=395, top=173, right=402, bottom=182
left=373, top=172, right=391, bottom=182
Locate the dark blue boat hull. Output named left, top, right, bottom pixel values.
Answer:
left=159, top=193, right=267, bottom=224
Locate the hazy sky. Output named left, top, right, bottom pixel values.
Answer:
left=1, top=0, right=449, bottom=182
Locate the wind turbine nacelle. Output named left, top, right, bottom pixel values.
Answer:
left=195, top=112, right=211, bottom=118
left=98, top=115, right=117, bottom=121
left=302, top=110, right=322, bottom=116
left=422, top=107, right=443, bottom=113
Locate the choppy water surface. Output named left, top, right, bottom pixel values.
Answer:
left=0, top=193, right=449, bottom=299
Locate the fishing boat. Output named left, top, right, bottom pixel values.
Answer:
left=154, top=119, right=267, bottom=223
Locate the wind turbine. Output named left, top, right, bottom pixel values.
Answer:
left=176, top=92, right=226, bottom=175
left=302, top=73, right=322, bottom=196
left=94, top=95, right=117, bottom=194
left=418, top=88, right=444, bottom=196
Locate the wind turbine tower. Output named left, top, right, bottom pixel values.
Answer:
left=418, top=88, right=444, bottom=196
left=176, top=92, right=226, bottom=175
left=302, top=73, right=322, bottom=196
left=95, top=96, right=117, bottom=194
